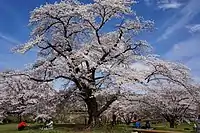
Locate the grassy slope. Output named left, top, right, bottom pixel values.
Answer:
left=0, top=123, right=195, bottom=133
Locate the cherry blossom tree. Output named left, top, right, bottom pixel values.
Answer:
left=0, top=72, right=56, bottom=122
left=10, top=0, right=195, bottom=126
left=103, top=99, right=140, bottom=125
left=55, top=85, right=88, bottom=123
left=142, top=81, right=196, bottom=128
left=144, top=57, right=195, bottom=97
left=0, top=89, right=8, bottom=123
left=12, top=0, right=156, bottom=125
left=101, top=84, right=149, bottom=125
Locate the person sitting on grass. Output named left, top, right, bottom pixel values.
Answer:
left=145, top=120, right=151, bottom=129
left=46, top=119, right=53, bottom=129
left=43, top=119, right=53, bottom=130
left=17, top=120, right=29, bottom=131
left=135, top=119, right=141, bottom=128
left=132, top=119, right=137, bottom=128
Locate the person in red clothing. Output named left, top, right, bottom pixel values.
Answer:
left=18, top=120, right=28, bottom=131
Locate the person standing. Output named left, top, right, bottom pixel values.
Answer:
left=195, top=115, right=200, bottom=133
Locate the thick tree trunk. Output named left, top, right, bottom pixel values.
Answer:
left=84, top=116, right=87, bottom=126
left=123, top=113, right=135, bottom=125
left=18, top=113, right=22, bottom=122
left=82, top=87, right=117, bottom=127
left=162, top=114, right=176, bottom=128
left=86, top=97, right=99, bottom=126
left=169, top=120, right=175, bottom=128
left=85, top=96, right=117, bottom=127
left=111, top=114, right=117, bottom=126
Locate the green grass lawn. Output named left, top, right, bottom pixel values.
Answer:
left=0, top=123, right=195, bottom=133
left=0, top=124, right=132, bottom=133
left=152, top=122, right=194, bottom=133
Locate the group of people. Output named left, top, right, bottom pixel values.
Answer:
left=17, top=119, right=53, bottom=131
left=132, top=115, right=200, bottom=132
left=132, top=119, right=151, bottom=129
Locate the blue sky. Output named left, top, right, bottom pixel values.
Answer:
left=0, top=0, right=200, bottom=81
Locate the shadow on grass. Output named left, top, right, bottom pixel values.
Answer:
left=55, top=124, right=86, bottom=131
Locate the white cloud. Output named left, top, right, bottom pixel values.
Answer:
left=165, top=36, right=200, bottom=59
left=144, top=0, right=183, bottom=10
left=158, top=1, right=182, bottom=10
left=157, top=0, right=200, bottom=42
left=0, top=32, right=39, bottom=53
left=0, top=32, right=21, bottom=46
left=164, top=35, right=200, bottom=80
left=186, top=24, right=200, bottom=33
